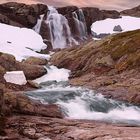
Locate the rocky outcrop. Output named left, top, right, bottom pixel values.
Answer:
left=121, top=5, right=140, bottom=17
left=51, top=29, right=140, bottom=104
left=81, top=8, right=120, bottom=34
left=0, top=2, right=48, bottom=28
left=4, top=92, right=62, bottom=118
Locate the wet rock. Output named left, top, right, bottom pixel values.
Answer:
left=40, top=80, right=57, bottom=87
left=17, top=62, right=47, bottom=80
left=4, top=92, right=63, bottom=118
left=23, top=57, right=48, bottom=65
left=27, top=80, right=41, bottom=88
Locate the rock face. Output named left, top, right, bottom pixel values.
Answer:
left=51, top=29, right=140, bottom=104
left=81, top=8, right=120, bottom=34
left=121, top=5, right=140, bottom=17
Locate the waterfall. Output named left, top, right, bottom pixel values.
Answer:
left=45, top=6, right=78, bottom=49
left=33, top=15, right=44, bottom=34
left=73, top=9, right=87, bottom=40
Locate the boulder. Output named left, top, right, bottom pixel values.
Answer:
left=23, top=57, right=48, bottom=65
left=16, top=62, right=47, bottom=80
left=0, top=2, right=48, bottom=28
left=0, top=53, right=16, bottom=71
left=113, top=25, right=123, bottom=32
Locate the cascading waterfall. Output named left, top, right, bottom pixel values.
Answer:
left=33, top=15, right=44, bottom=34
left=73, top=9, right=87, bottom=40
left=45, top=6, right=78, bottom=49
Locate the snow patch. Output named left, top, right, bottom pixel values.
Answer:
left=4, top=71, right=27, bottom=85
left=0, top=23, right=50, bottom=61
left=91, top=16, right=140, bottom=36
left=33, top=66, right=70, bottom=84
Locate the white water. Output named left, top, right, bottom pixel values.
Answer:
left=33, top=15, right=44, bottom=34
left=33, top=65, right=70, bottom=84
left=27, top=83, right=140, bottom=125
left=73, top=9, right=87, bottom=40
left=46, top=6, right=78, bottom=49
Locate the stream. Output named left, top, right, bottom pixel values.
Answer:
left=26, top=66, right=140, bottom=126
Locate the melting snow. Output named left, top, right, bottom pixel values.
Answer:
left=91, top=16, right=140, bottom=36
left=0, top=23, right=50, bottom=61
left=33, top=66, right=70, bottom=84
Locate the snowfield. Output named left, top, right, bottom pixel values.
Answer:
left=0, top=23, right=50, bottom=61
left=91, top=16, right=140, bottom=36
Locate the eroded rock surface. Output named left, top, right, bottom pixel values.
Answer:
left=3, top=115, right=140, bottom=140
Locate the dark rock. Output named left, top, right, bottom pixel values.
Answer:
left=81, top=7, right=120, bottom=34
left=113, top=25, right=123, bottom=32
left=0, top=2, right=48, bottom=28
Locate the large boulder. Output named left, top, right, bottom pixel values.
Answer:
left=16, top=62, right=47, bottom=80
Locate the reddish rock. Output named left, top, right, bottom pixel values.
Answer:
left=23, top=57, right=48, bottom=65
left=3, top=115, right=140, bottom=140
left=4, top=92, right=63, bottom=118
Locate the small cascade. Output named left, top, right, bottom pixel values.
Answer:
left=27, top=83, right=140, bottom=126
left=45, top=6, right=78, bottom=49
left=33, top=15, right=44, bottom=34
left=73, top=9, right=87, bottom=40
